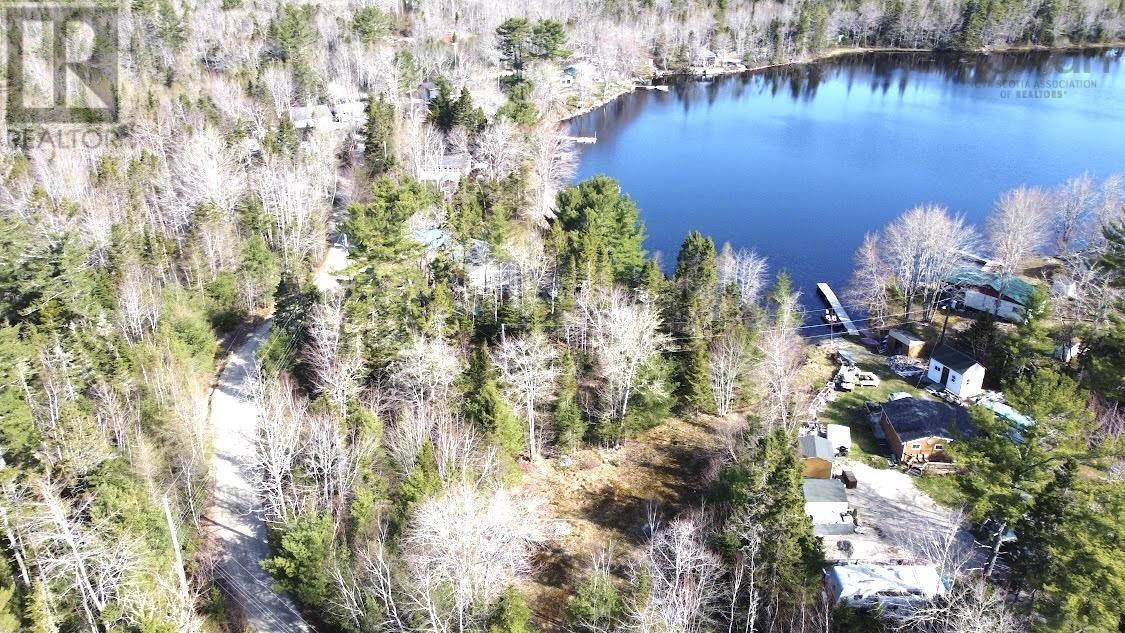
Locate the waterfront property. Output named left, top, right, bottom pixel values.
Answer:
left=949, top=268, right=1037, bottom=322
left=570, top=50, right=1125, bottom=304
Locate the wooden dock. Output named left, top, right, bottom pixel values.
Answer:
left=562, top=135, right=597, bottom=144
left=816, top=283, right=861, bottom=336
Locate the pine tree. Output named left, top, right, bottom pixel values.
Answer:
left=554, top=351, right=585, bottom=454
left=464, top=346, right=523, bottom=457
left=1011, top=459, right=1077, bottom=595
left=670, top=231, right=718, bottom=412
left=363, top=95, right=396, bottom=175
left=554, top=177, right=647, bottom=285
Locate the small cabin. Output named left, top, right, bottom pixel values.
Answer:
left=887, top=328, right=925, bottom=358
left=880, top=396, right=975, bottom=464
left=926, top=345, right=985, bottom=399
left=798, top=435, right=836, bottom=479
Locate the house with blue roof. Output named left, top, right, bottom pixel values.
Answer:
left=947, top=268, right=1037, bottom=322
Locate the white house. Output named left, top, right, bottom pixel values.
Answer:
left=826, top=564, right=945, bottom=613
left=802, top=478, right=850, bottom=525
left=418, top=152, right=472, bottom=189
left=926, top=344, right=985, bottom=399
left=332, top=100, right=367, bottom=125
left=290, top=104, right=334, bottom=130
left=948, top=268, right=1037, bottom=323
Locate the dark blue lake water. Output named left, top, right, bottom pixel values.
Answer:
left=570, top=50, right=1125, bottom=323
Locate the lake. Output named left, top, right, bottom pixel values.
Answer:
left=570, top=50, right=1125, bottom=329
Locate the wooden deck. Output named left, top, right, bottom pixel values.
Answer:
left=817, top=283, right=861, bottom=336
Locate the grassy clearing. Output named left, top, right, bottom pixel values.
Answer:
left=517, top=414, right=739, bottom=630
left=813, top=342, right=935, bottom=469
left=914, top=474, right=970, bottom=508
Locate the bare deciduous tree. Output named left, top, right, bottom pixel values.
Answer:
left=987, top=186, right=1050, bottom=285
left=401, top=484, right=546, bottom=632
left=527, top=124, right=577, bottom=227
left=569, top=287, right=670, bottom=421
left=708, top=331, right=753, bottom=416
left=248, top=374, right=306, bottom=523
left=845, top=232, right=894, bottom=331
left=494, top=332, right=560, bottom=460
left=882, top=205, right=976, bottom=321
left=473, top=120, right=524, bottom=182
left=717, top=243, right=769, bottom=310
left=894, top=579, right=1023, bottom=633
left=630, top=515, right=724, bottom=633
left=1052, top=172, right=1098, bottom=255
left=304, top=291, right=364, bottom=412
left=755, top=292, right=807, bottom=435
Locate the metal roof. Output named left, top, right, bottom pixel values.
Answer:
left=948, top=267, right=1036, bottom=306
left=803, top=478, right=848, bottom=503
left=798, top=435, right=836, bottom=461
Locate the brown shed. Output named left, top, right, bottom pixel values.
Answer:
left=798, top=435, right=836, bottom=479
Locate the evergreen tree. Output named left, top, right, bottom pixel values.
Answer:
left=999, top=284, right=1054, bottom=382
left=352, top=5, right=392, bottom=44
left=464, top=346, right=524, bottom=457
left=487, top=587, right=535, bottom=633
left=670, top=231, right=718, bottom=412
left=531, top=20, right=571, bottom=60
left=427, top=78, right=459, bottom=132
left=957, top=368, right=1100, bottom=574
left=554, top=177, right=647, bottom=285
left=363, top=95, right=396, bottom=175
left=495, top=18, right=533, bottom=72
left=1011, top=458, right=1078, bottom=596
left=554, top=350, right=585, bottom=453
left=716, top=429, right=824, bottom=597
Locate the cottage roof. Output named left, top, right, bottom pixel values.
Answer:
left=882, top=397, right=975, bottom=442
left=948, top=267, right=1036, bottom=306
left=798, top=435, right=836, bottom=461
left=930, top=344, right=981, bottom=373
left=803, top=478, right=847, bottom=504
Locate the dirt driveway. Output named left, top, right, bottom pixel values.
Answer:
left=823, top=461, right=984, bottom=570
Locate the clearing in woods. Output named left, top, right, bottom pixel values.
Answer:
left=518, top=414, right=740, bottom=629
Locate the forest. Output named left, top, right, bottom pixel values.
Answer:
left=0, top=0, right=1122, bottom=632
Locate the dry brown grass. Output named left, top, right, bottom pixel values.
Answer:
left=516, top=414, right=741, bottom=629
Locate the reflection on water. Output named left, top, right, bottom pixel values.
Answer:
left=569, top=49, right=1125, bottom=324
left=573, top=49, right=1124, bottom=137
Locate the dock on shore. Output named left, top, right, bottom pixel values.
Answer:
left=562, top=135, right=597, bottom=144
left=816, top=283, right=861, bottom=336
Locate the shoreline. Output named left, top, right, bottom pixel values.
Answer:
left=558, top=41, right=1125, bottom=123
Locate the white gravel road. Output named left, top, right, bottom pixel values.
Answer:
left=208, top=320, right=312, bottom=632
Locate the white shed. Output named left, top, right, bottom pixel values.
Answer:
left=802, top=479, right=850, bottom=525
left=825, top=424, right=852, bottom=452
left=926, top=345, right=985, bottom=399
